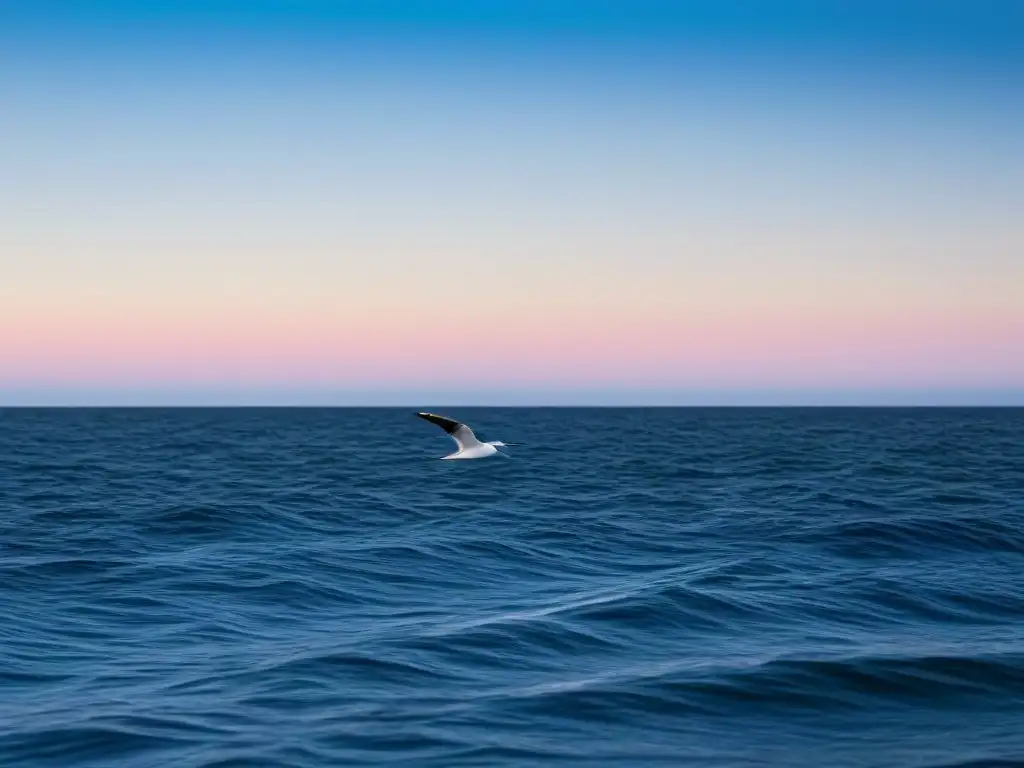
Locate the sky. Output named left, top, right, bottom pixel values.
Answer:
left=2, top=1, right=1022, bottom=405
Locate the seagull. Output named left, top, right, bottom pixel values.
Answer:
left=415, top=412, right=516, bottom=460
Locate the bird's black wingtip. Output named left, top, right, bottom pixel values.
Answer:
left=415, top=411, right=461, bottom=434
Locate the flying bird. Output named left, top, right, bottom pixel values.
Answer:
left=416, top=412, right=516, bottom=460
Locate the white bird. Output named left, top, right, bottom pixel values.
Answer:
left=415, top=412, right=516, bottom=460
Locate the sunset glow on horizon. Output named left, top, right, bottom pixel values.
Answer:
left=2, top=1, right=1022, bottom=405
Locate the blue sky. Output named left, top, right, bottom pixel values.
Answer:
left=1, top=1, right=1021, bottom=405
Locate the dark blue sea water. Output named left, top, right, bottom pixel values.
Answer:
left=2, top=407, right=1024, bottom=767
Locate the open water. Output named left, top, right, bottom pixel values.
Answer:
left=2, top=407, right=1023, bottom=767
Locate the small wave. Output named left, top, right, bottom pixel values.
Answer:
left=794, top=514, right=1024, bottom=559
left=252, top=649, right=458, bottom=688
left=1, top=724, right=193, bottom=765
left=495, top=652, right=1024, bottom=721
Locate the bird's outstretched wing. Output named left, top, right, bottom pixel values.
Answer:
left=416, top=412, right=483, bottom=451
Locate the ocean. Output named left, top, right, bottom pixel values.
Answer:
left=2, top=407, right=1023, bottom=767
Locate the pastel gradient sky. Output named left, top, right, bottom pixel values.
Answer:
left=2, top=1, right=1022, bottom=405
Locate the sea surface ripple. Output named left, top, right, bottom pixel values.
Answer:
left=2, top=407, right=1023, bottom=767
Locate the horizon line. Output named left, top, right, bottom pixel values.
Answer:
left=3, top=405, right=1024, bottom=411
left=3, top=387, right=1023, bottom=408
left=3, top=402, right=1023, bottom=409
